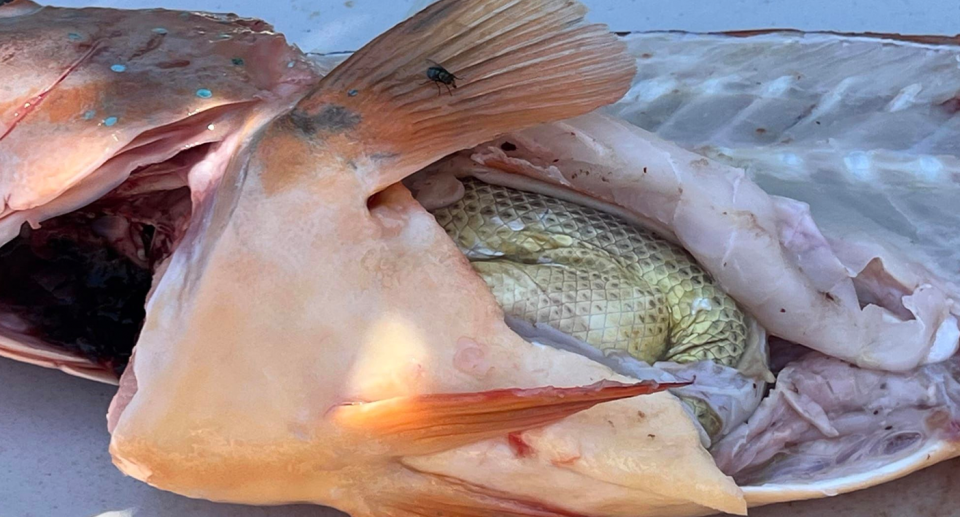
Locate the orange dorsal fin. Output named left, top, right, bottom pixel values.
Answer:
left=294, top=0, right=636, bottom=193
left=333, top=380, right=685, bottom=456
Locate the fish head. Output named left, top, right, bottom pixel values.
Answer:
left=0, top=2, right=319, bottom=379
left=0, top=0, right=321, bottom=212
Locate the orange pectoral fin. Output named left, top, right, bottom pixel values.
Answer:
left=332, top=380, right=686, bottom=455
left=297, top=0, right=637, bottom=194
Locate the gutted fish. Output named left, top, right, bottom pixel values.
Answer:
left=2, top=1, right=960, bottom=516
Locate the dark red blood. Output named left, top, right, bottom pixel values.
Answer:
left=0, top=149, right=196, bottom=375
left=940, top=96, right=960, bottom=115
left=0, top=42, right=101, bottom=143
left=508, top=432, right=535, bottom=458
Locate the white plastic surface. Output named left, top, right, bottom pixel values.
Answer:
left=4, top=1, right=960, bottom=517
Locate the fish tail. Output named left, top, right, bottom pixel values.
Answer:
left=332, top=380, right=684, bottom=456
left=301, top=0, right=636, bottom=192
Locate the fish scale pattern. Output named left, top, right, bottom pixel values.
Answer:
left=432, top=178, right=748, bottom=367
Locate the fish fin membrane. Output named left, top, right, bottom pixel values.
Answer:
left=383, top=472, right=588, bottom=517
left=332, top=380, right=682, bottom=456
left=306, top=0, right=636, bottom=192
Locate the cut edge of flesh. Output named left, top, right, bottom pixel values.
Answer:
left=0, top=117, right=243, bottom=382
left=406, top=145, right=960, bottom=499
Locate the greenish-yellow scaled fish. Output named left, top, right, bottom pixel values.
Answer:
left=435, top=178, right=748, bottom=367
left=431, top=178, right=759, bottom=436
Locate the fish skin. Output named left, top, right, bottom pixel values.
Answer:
left=433, top=178, right=749, bottom=368
left=18, top=5, right=960, bottom=516
left=0, top=2, right=317, bottom=217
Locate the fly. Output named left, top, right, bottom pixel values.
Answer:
left=425, top=59, right=459, bottom=96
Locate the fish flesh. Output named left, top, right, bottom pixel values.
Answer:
left=2, top=1, right=960, bottom=516
left=607, top=30, right=960, bottom=292
left=598, top=29, right=960, bottom=510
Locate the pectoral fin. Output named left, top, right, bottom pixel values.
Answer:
left=333, top=380, right=684, bottom=455
left=299, top=0, right=636, bottom=193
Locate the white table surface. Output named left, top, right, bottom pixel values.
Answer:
left=5, top=1, right=960, bottom=516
